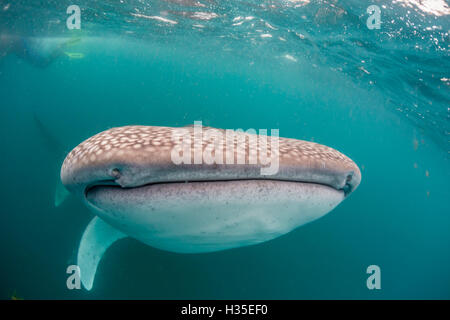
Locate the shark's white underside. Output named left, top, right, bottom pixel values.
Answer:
left=78, top=180, right=344, bottom=290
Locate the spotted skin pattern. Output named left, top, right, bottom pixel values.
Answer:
left=61, top=125, right=361, bottom=195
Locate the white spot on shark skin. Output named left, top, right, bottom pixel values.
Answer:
left=104, top=152, right=113, bottom=160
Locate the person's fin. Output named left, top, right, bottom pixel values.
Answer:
left=77, top=217, right=128, bottom=290
left=54, top=178, right=70, bottom=207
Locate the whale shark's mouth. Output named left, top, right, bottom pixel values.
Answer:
left=84, top=177, right=350, bottom=204
left=84, top=178, right=346, bottom=236
left=83, top=178, right=349, bottom=219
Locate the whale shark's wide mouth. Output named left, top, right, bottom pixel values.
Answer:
left=84, top=177, right=351, bottom=196
left=83, top=170, right=357, bottom=200
left=84, top=179, right=346, bottom=231
left=84, top=177, right=349, bottom=209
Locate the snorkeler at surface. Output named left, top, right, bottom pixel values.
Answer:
left=0, top=33, right=80, bottom=68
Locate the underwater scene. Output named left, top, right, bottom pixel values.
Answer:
left=0, top=0, right=449, bottom=300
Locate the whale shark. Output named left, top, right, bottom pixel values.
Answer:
left=61, top=125, right=361, bottom=290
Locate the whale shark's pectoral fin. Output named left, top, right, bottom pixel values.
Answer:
left=54, top=178, right=70, bottom=207
left=77, top=216, right=127, bottom=290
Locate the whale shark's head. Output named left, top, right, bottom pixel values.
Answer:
left=61, top=125, right=361, bottom=253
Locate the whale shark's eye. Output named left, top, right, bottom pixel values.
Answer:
left=111, top=168, right=121, bottom=179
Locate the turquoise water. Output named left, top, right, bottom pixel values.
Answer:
left=0, top=0, right=449, bottom=299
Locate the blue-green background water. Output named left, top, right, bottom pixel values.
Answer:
left=0, top=0, right=449, bottom=299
